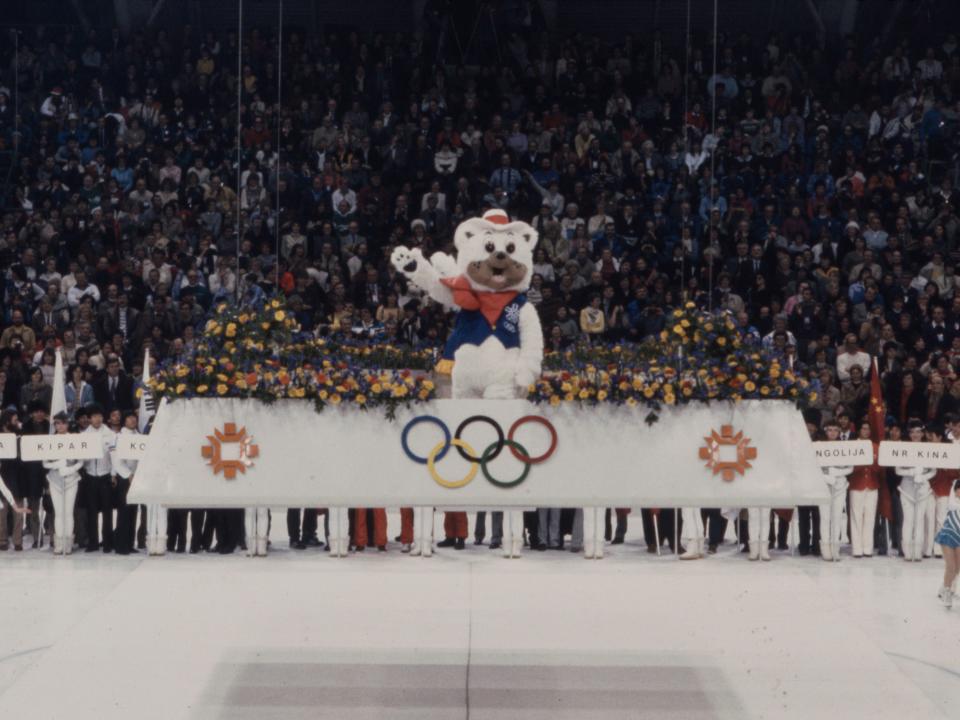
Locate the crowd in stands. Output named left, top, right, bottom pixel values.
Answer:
left=2, top=16, right=960, bottom=555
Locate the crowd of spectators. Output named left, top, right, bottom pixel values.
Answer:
left=1, top=18, right=960, bottom=435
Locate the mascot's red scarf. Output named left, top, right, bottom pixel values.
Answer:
left=440, top=276, right=517, bottom=327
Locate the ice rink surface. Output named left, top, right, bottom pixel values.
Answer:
left=1, top=514, right=958, bottom=720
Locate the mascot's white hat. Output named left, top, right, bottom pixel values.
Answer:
left=483, top=208, right=510, bottom=225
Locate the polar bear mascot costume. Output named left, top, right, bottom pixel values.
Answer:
left=391, top=208, right=544, bottom=557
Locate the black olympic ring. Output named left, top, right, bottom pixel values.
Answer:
left=454, top=415, right=504, bottom=462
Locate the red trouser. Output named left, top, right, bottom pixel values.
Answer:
left=353, top=508, right=387, bottom=548
left=400, top=508, right=414, bottom=544
left=443, top=511, right=468, bottom=540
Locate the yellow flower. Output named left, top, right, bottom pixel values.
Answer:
left=330, top=394, right=342, bottom=405
left=216, top=383, right=228, bottom=395
left=760, top=386, right=770, bottom=396
left=225, top=323, right=237, bottom=338
left=175, top=365, right=190, bottom=378
left=663, top=394, right=675, bottom=405
left=673, top=324, right=685, bottom=335
left=271, top=299, right=281, bottom=308
left=685, top=301, right=696, bottom=309
left=274, top=310, right=285, bottom=322
left=422, top=380, right=435, bottom=391
left=578, top=388, right=590, bottom=400
left=319, top=390, right=329, bottom=400
left=235, top=379, right=247, bottom=390
left=239, top=314, right=250, bottom=323
left=597, top=390, right=608, bottom=401
left=355, top=394, right=367, bottom=405
left=626, top=397, right=638, bottom=407
left=196, top=384, right=209, bottom=394
left=549, top=395, right=561, bottom=407
left=716, top=337, right=726, bottom=346
left=744, top=381, right=756, bottom=392
left=175, top=383, right=186, bottom=394
left=561, top=382, right=573, bottom=393
left=682, top=386, right=692, bottom=396
left=643, top=387, right=655, bottom=399
left=564, top=393, right=575, bottom=402
left=371, top=383, right=383, bottom=394
left=705, top=323, right=714, bottom=331
left=632, top=378, right=643, bottom=390
left=681, top=319, right=690, bottom=328
left=809, top=392, right=818, bottom=403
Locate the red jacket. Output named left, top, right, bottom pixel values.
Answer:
left=848, top=442, right=880, bottom=491
left=930, top=469, right=955, bottom=498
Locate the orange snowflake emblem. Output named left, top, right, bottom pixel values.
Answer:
left=201, top=422, right=259, bottom=479
left=698, top=425, right=757, bottom=482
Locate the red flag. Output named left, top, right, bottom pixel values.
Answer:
left=868, top=358, right=892, bottom=520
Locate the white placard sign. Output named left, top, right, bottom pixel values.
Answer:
left=129, top=398, right=828, bottom=509
left=115, top=437, right=150, bottom=460
left=813, top=440, right=874, bottom=467
left=19, top=434, right=105, bottom=461
left=0, top=433, right=17, bottom=459
left=878, top=441, right=960, bottom=469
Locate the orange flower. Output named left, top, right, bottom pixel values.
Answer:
left=245, top=372, right=258, bottom=386
left=278, top=371, right=291, bottom=386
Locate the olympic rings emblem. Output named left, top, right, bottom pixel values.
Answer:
left=401, top=414, right=558, bottom=488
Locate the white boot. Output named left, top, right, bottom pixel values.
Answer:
left=256, top=536, right=268, bottom=556
left=680, top=539, right=702, bottom=560
left=511, top=537, right=523, bottom=559
left=593, top=540, right=604, bottom=559
left=584, top=539, right=595, bottom=559
left=401, top=543, right=411, bottom=553
left=409, top=541, right=421, bottom=557
left=326, top=538, right=339, bottom=557
left=421, top=541, right=432, bottom=558
left=820, top=541, right=832, bottom=561
left=52, top=535, right=62, bottom=555
left=832, top=542, right=841, bottom=562
left=64, top=536, right=73, bottom=555
left=748, top=542, right=760, bottom=561
left=760, top=543, right=771, bottom=561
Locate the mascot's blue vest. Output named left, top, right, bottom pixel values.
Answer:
left=442, top=294, right=528, bottom=361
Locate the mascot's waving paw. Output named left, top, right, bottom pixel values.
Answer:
left=391, top=246, right=424, bottom=275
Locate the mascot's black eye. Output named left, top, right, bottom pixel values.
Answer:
left=485, top=242, right=495, bottom=253
left=506, top=243, right=516, bottom=254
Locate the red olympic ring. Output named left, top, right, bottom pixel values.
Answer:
left=507, top=415, right=558, bottom=465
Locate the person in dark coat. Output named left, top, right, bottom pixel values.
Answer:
left=92, top=355, right=135, bottom=414
left=21, top=402, right=50, bottom=547
left=0, top=408, right=26, bottom=550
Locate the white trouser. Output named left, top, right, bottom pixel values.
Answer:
left=899, top=487, right=933, bottom=560
left=934, top=496, right=950, bottom=556
left=49, top=480, right=78, bottom=553
left=922, top=494, right=936, bottom=556
left=411, top=506, right=434, bottom=557
left=681, top=507, right=703, bottom=543
left=244, top=507, right=269, bottom=556
left=818, top=486, right=847, bottom=547
left=499, top=510, right=525, bottom=558
left=747, top=507, right=770, bottom=542
left=578, top=507, right=603, bottom=558
left=146, top=505, right=167, bottom=555
left=325, top=507, right=351, bottom=556
left=849, top=489, right=878, bottom=556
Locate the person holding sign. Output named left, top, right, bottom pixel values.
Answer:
left=111, top=412, right=140, bottom=555
left=896, top=420, right=936, bottom=562
left=819, top=418, right=853, bottom=561
left=848, top=421, right=881, bottom=558
left=43, top=411, right=83, bottom=555
left=0, top=408, right=28, bottom=551
left=934, top=479, right=960, bottom=608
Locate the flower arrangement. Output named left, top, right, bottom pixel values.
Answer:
left=150, top=297, right=437, bottom=418
left=529, top=303, right=817, bottom=421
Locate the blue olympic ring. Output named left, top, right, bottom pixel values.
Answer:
left=401, top=415, right=451, bottom=465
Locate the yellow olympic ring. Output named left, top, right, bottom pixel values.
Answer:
left=427, top=438, right=479, bottom=488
